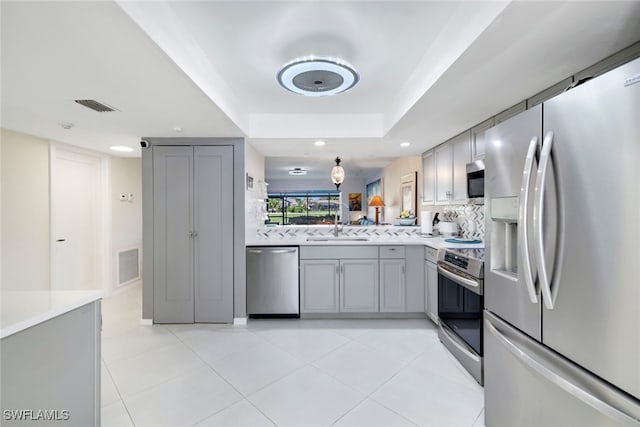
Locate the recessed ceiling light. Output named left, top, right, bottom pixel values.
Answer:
left=288, top=167, right=307, bottom=176
left=314, top=140, right=326, bottom=147
left=277, top=57, right=359, bottom=97
left=58, top=121, right=74, bottom=130
left=110, top=146, right=134, bottom=153
left=400, top=141, right=411, bottom=147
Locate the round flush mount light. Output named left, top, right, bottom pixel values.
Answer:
left=400, top=141, right=411, bottom=147
left=58, top=121, right=75, bottom=130
left=288, top=167, right=307, bottom=176
left=277, top=57, right=359, bottom=97
left=314, top=140, right=326, bottom=147
left=110, top=146, right=134, bottom=153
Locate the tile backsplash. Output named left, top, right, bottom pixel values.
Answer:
left=441, top=204, right=485, bottom=240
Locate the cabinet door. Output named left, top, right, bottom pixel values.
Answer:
left=421, top=151, right=435, bottom=204
left=300, top=260, right=339, bottom=313
left=153, top=146, right=194, bottom=323
left=426, top=261, right=438, bottom=324
left=405, top=246, right=425, bottom=312
left=194, top=146, right=234, bottom=323
left=380, top=259, right=406, bottom=312
left=340, top=259, right=379, bottom=312
left=451, top=131, right=471, bottom=203
left=434, top=143, right=453, bottom=204
left=471, top=118, right=494, bottom=161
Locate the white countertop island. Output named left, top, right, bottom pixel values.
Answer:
left=0, top=289, right=103, bottom=339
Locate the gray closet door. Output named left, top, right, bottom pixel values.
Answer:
left=153, top=146, right=194, bottom=323
left=194, top=146, right=234, bottom=322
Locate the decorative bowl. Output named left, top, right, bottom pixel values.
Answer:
left=398, top=217, right=416, bottom=226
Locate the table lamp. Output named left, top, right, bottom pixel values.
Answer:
left=369, top=195, right=385, bottom=225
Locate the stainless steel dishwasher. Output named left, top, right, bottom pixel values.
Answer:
left=246, top=246, right=299, bottom=317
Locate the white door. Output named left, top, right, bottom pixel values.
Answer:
left=52, top=148, right=103, bottom=290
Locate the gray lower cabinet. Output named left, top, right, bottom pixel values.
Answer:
left=153, top=145, right=234, bottom=323
left=1, top=301, right=101, bottom=427
left=300, top=259, right=340, bottom=313
left=341, top=259, right=379, bottom=312
left=380, top=258, right=405, bottom=312
left=425, top=260, right=438, bottom=323
left=404, top=246, right=425, bottom=312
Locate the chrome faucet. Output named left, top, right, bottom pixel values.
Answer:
left=334, top=202, right=349, bottom=237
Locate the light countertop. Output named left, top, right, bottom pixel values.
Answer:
left=246, top=236, right=483, bottom=250
left=0, top=290, right=103, bottom=339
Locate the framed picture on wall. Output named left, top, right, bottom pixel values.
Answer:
left=400, top=172, right=417, bottom=215
left=348, top=193, right=362, bottom=211
left=366, top=178, right=383, bottom=219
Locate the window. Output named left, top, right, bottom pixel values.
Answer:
left=267, top=191, right=340, bottom=225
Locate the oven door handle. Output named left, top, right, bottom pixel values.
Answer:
left=437, top=265, right=480, bottom=292
left=439, top=322, right=481, bottom=363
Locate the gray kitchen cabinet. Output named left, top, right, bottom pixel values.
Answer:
left=300, top=246, right=378, bottom=314
left=380, top=258, right=405, bottom=312
left=1, top=301, right=101, bottom=427
left=470, top=118, right=494, bottom=161
left=153, top=145, right=233, bottom=323
left=340, top=259, right=379, bottom=312
left=494, top=101, right=527, bottom=125
left=527, top=77, right=573, bottom=108
left=424, top=246, right=439, bottom=324
left=435, top=131, right=470, bottom=205
left=404, top=246, right=425, bottom=312
left=421, top=150, right=435, bottom=204
left=300, top=259, right=340, bottom=313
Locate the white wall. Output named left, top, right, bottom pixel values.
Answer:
left=110, top=157, right=143, bottom=293
left=244, top=142, right=265, bottom=238
left=1, top=129, right=51, bottom=290
left=365, top=156, right=422, bottom=223
left=0, top=128, right=143, bottom=293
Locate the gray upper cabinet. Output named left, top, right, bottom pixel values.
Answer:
left=434, top=143, right=453, bottom=204
left=421, top=150, right=435, bottom=204
left=470, top=118, right=494, bottom=161
left=574, top=42, right=640, bottom=82
left=451, top=131, right=471, bottom=203
left=495, top=101, right=527, bottom=125
left=527, top=77, right=573, bottom=108
left=434, top=131, right=470, bottom=205
left=153, top=145, right=234, bottom=323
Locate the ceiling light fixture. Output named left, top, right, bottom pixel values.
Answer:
left=314, top=140, right=326, bottom=147
left=277, top=57, right=359, bottom=97
left=288, top=167, right=307, bottom=176
left=58, top=121, right=74, bottom=130
left=331, top=157, right=345, bottom=191
left=400, top=141, right=411, bottom=147
left=110, top=146, right=134, bottom=153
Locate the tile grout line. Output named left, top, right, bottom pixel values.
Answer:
left=102, top=361, right=137, bottom=427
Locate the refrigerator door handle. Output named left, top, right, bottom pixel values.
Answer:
left=518, top=136, right=539, bottom=304
left=485, top=314, right=640, bottom=425
left=533, top=131, right=556, bottom=309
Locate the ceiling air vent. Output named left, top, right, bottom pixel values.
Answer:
left=74, top=99, right=119, bottom=112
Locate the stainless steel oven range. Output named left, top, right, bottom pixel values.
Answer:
left=437, top=247, right=484, bottom=385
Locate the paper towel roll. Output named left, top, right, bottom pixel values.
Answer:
left=421, top=211, right=433, bottom=235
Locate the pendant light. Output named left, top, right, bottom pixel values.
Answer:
left=331, top=157, right=345, bottom=191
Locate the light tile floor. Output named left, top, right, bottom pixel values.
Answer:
left=101, top=284, right=485, bottom=427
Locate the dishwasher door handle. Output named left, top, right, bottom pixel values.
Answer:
left=247, top=248, right=297, bottom=254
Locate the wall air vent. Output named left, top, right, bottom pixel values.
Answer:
left=74, top=99, right=119, bottom=112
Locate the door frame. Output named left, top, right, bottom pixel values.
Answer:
left=49, top=142, right=111, bottom=292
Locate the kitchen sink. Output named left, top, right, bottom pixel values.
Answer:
left=306, top=236, right=369, bottom=242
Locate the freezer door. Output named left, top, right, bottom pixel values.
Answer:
left=484, top=311, right=640, bottom=427
left=484, top=106, right=542, bottom=340
left=541, top=57, right=640, bottom=400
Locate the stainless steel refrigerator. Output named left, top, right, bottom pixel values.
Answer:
left=484, top=57, right=640, bottom=426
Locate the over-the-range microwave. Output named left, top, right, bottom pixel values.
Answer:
left=466, top=160, right=484, bottom=204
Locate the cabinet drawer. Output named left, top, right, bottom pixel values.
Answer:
left=379, top=246, right=405, bottom=259
left=425, top=246, right=438, bottom=263
left=300, top=245, right=378, bottom=259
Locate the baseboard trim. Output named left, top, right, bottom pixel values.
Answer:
left=139, top=318, right=153, bottom=326
left=233, top=317, right=248, bottom=326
